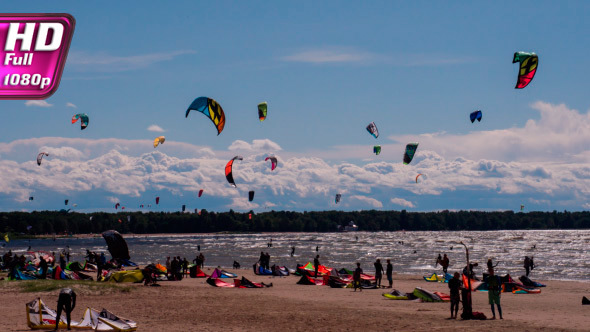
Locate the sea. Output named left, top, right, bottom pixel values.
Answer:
left=3, top=230, right=589, bottom=282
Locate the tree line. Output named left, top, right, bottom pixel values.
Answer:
left=1, top=209, right=589, bottom=237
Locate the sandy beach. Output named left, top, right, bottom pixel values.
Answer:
left=1, top=268, right=589, bottom=332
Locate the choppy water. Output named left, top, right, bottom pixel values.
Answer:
left=4, top=230, right=589, bottom=281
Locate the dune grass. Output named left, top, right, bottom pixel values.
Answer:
left=1, top=279, right=134, bottom=295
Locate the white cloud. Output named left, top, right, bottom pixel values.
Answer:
left=147, top=125, right=165, bottom=133
left=68, top=50, right=197, bottom=72
left=281, top=49, right=375, bottom=64
left=66, top=102, right=77, bottom=108
left=349, top=195, right=383, bottom=208
left=25, top=100, right=52, bottom=107
left=391, top=198, right=415, bottom=208
left=228, top=139, right=282, bottom=152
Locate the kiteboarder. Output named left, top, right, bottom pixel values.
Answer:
left=441, top=254, right=450, bottom=274
left=488, top=268, right=503, bottom=319
left=386, top=259, right=393, bottom=288
left=353, top=262, right=363, bottom=292
left=314, top=255, right=320, bottom=277
left=524, top=256, right=532, bottom=277
left=54, top=288, right=76, bottom=331
left=487, top=258, right=499, bottom=272
left=448, top=272, right=462, bottom=319
left=374, top=259, right=384, bottom=288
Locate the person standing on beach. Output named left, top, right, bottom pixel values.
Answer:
left=199, top=253, right=205, bottom=269
left=374, top=259, right=384, bottom=288
left=265, top=252, right=271, bottom=270
left=524, top=256, right=531, bottom=277
left=197, top=245, right=200, bottom=252
left=436, top=253, right=442, bottom=267
left=386, top=259, right=393, bottom=288
left=290, top=246, right=295, bottom=257
left=313, top=255, right=320, bottom=277
left=39, top=256, right=48, bottom=279
left=353, top=262, right=363, bottom=292
left=96, top=257, right=103, bottom=282
left=448, top=272, right=462, bottom=319
left=530, top=256, right=535, bottom=272
left=165, top=257, right=171, bottom=276
left=54, top=288, right=76, bottom=331
left=487, top=268, right=503, bottom=319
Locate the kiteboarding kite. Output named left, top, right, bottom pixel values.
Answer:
left=185, top=97, right=226, bottom=135
left=225, top=156, right=243, bottom=187
left=513, top=52, right=538, bottom=89
left=115, top=203, right=120, bottom=210
left=415, top=174, right=423, bottom=183
left=182, top=205, right=186, bottom=212
left=102, top=230, right=130, bottom=260
left=258, top=102, right=267, bottom=121
left=153, top=136, right=165, bottom=148
left=156, top=197, right=160, bottom=205
left=65, top=200, right=69, bottom=205
left=366, top=122, right=379, bottom=138
left=373, top=145, right=381, bottom=155
left=36, top=152, right=49, bottom=166
left=29, top=196, right=34, bottom=201
left=520, top=204, right=525, bottom=211
left=72, top=113, right=89, bottom=130
left=198, top=189, right=204, bottom=197
left=470, top=110, right=482, bottom=123
left=335, top=194, right=341, bottom=204
left=248, top=191, right=255, bottom=202
left=265, top=156, right=278, bottom=170
left=403, top=143, right=419, bottom=165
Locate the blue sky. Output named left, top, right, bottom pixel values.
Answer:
left=0, top=1, right=589, bottom=212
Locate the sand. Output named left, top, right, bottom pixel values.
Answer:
left=1, top=269, right=589, bottom=331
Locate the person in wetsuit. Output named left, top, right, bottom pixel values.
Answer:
left=374, top=259, right=384, bottom=288
left=353, top=262, right=363, bottom=292
left=386, top=259, right=393, bottom=288
left=54, top=288, right=76, bottom=331
left=487, top=268, right=503, bottom=319
left=448, top=272, right=462, bottom=319
left=313, top=255, right=320, bottom=277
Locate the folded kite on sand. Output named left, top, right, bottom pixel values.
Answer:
left=26, top=297, right=137, bottom=331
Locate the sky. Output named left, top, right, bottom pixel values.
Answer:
left=0, top=1, right=589, bottom=213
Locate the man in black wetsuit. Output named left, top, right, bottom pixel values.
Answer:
left=54, top=288, right=76, bottom=331
left=386, top=259, right=393, bottom=288
left=374, top=259, right=384, bottom=288
left=313, top=255, right=320, bottom=277
left=448, top=272, right=462, bottom=319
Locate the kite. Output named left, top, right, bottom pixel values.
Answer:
left=258, top=102, right=267, bottom=121
left=416, top=174, right=423, bottom=183
left=198, top=189, right=204, bottom=197
left=335, top=194, right=341, bottom=204
left=373, top=145, right=381, bottom=155
left=182, top=205, right=186, bottom=212
left=36, top=152, right=49, bottom=166
left=225, top=156, right=243, bottom=187
left=4, top=233, right=9, bottom=243
left=470, top=110, right=482, bottom=123
left=29, top=197, right=34, bottom=201
left=366, top=122, right=379, bottom=138
left=185, top=97, right=226, bottom=135
left=115, top=203, right=120, bottom=210
left=265, top=156, right=278, bottom=171
left=520, top=204, right=525, bottom=211
left=403, top=143, right=419, bottom=165
left=248, top=191, right=255, bottom=202
left=65, top=200, right=69, bottom=205
left=153, top=136, right=165, bottom=148
left=71, top=113, right=89, bottom=130
left=156, top=197, right=160, bottom=205
left=513, top=52, right=538, bottom=89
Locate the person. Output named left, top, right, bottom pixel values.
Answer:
left=264, top=252, right=271, bottom=270
left=96, top=257, right=103, bottom=282
left=193, top=255, right=201, bottom=269
left=165, top=256, right=171, bottom=274
left=386, top=259, right=393, bottom=288
left=258, top=251, right=265, bottom=268
left=40, top=256, right=48, bottom=279
left=436, top=254, right=442, bottom=267
left=441, top=254, right=450, bottom=274
left=54, top=288, right=76, bottom=331
left=233, top=261, right=240, bottom=269
left=316, top=246, right=319, bottom=252
left=448, top=272, right=462, bottom=319
left=197, top=245, right=200, bottom=252
left=487, top=258, right=499, bottom=272
left=290, top=246, right=295, bottom=257
left=487, top=268, right=503, bottom=319
left=353, top=262, right=362, bottom=292
left=463, top=262, right=479, bottom=280
left=59, top=252, right=66, bottom=271
left=198, top=253, right=205, bottom=269
left=313, top=255, right=320, bottom=277
left=374, top=259, right=384, bottom=288
left=182, top=258, right=188, bottom=276
left=524, top=256, right=531, bottom=277
left=530, top=256, right=535, bottom=272
left=170, top=257, right=178, bottom=280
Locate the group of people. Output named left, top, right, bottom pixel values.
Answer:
left=436, top=254, right=450, bottom=274
left=193, top=253, right=205, bottom=269
left=166, top=256, right=189, bottom=280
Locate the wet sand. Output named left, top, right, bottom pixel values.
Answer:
left=1, top=269, right=588, bottom=331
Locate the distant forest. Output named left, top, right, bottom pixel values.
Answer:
left=1, top=209, right=589, bottom=237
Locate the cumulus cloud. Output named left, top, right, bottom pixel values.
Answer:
left=391, top=198, right=415, bottom=208
left=228, top=139, right=282, bottom=152
left=25, top=100, right=52, bottom=107
left=66, top=102, right=77, bottom=108
left=147, top=125, right=165, bottom=133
